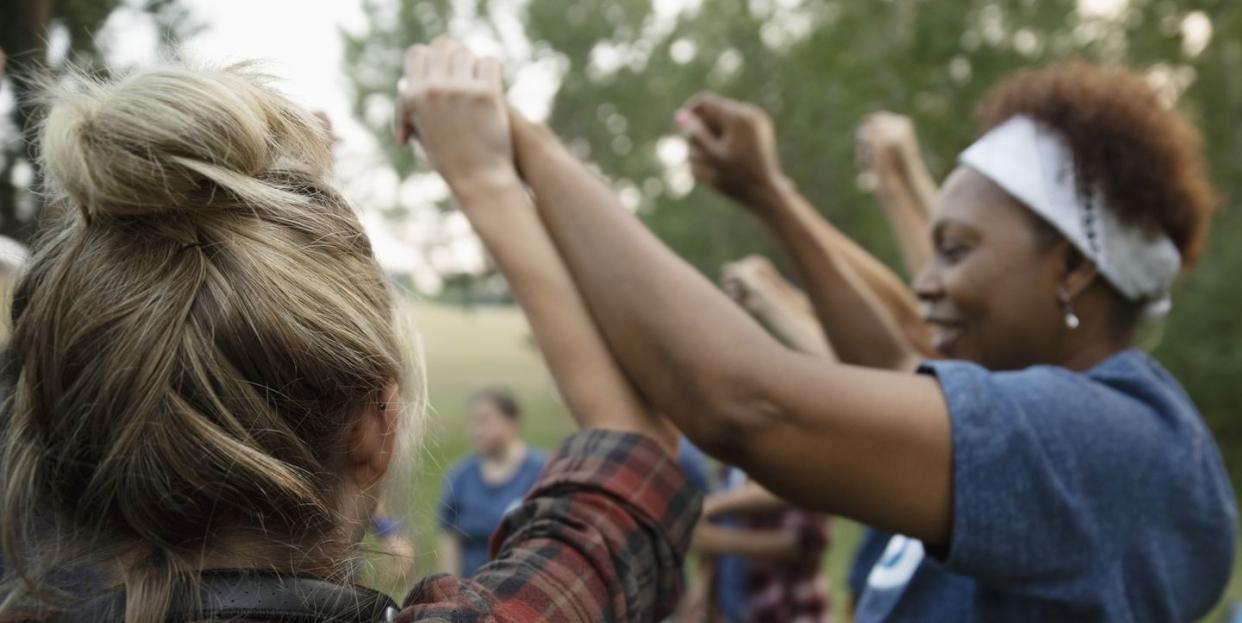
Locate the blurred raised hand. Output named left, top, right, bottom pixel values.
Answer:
left=721, top=255, right=786, bottom=318
left=721, top=256, right=835, bottom=359
left=677, top=92, right=787, bottom=212
left=856, top=111, right=936, bottom=273
left=856, top=111, right=921, bottom=181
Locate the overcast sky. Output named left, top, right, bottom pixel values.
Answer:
left=99, top=0, right=535, bottom=289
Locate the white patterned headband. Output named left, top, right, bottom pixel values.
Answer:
left=958, top=115, right=1181, bottom=316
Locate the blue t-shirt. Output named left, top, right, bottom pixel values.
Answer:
left=438, top=449, right=547, bottom=577
left=712, top=467, right=750, bottom=623
left=857, top=350, right=1237, bottom=622
left=848, top=527, right=893, bottom=598
left=678, top=437, right=711, bottom=492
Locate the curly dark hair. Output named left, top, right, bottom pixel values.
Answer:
left=976, top=62, right=1218, bottom=268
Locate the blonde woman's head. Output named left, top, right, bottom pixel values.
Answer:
left=1, top=64, right=421, bottom=622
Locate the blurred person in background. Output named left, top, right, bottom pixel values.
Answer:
left=458, top=58, right=1237, bottom=620
left=437, top=386, right=546, bottom=577
left=691, top=468, right=831, bottom=623
left=678, top=436, right=712, bottom=493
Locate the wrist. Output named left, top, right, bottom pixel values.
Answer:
left=511, top=115, right=563, bottom=175
left=873, top=154, right=906, bottom=185
left=448, top=165, right=524, bottom=205
left=750, top=175, right=799, bottom=225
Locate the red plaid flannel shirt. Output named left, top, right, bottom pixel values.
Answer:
left=397, top=430, right=702, bottom=622
left=1, top=431, right=699, bottom=623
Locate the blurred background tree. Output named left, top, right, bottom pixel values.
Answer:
left=0, top=0, right=198, bottom=241
left=344, top=0, right=1242, bottom=492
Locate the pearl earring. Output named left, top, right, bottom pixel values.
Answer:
left=1058, top=286, right=1080, bottom=330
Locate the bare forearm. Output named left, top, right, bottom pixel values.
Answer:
left=755, top=181, right=922, bottom=370
left=514, top=119, right=952, bottom=545
left=750, top=289, right=829, bottom=357
left=874, top=168, right=934, bottom=275
left=692, top=524, right=801, bottom=562
left=900, top=147, right=939, bottom=220
left=514, top=119, right=785, bottom=454
left=454, top=178, right=672, bottom=452
left=704, top=482, right=787, bottom=517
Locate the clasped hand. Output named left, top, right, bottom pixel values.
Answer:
left=394, top=38, right=517, bottom=196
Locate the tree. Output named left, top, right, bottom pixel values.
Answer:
left=0, top=0, right=198, bottom=241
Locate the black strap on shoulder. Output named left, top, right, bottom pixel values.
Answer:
left=52, top=571, right=400, bottom=623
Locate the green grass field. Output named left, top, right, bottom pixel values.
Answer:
left=375, top=300, right=1242, bottom=622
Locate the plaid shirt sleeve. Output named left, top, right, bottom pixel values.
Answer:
left=396, top=430, right=703, bottom=622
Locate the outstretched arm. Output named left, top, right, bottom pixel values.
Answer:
left=681, top=95, right=931, bottom=370
left=511, top=112, right=952, bottom=546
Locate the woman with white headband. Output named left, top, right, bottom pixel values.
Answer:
left=402, top=53, right=1237, bottom=620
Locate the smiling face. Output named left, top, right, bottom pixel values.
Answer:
left=913, top=166, right=1071, bottom=371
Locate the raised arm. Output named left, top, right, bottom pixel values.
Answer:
left=510, top=109, right=952, bottom=546
left=395, top=41, right=674, bottom=454
left=720, top=256, right=834, bottom=358
left=681, top=95, right=931, bottom=370
left=395, top=40, right=692, bottom=621
left=857, top=111, right=937, bottom=274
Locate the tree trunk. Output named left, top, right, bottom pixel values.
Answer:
left=0, top=0, right=52, bottom=243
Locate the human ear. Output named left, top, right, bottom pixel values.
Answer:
left=348, top=380, right=401, bottom=489
left=1058, top=243, right=1100, bottom=300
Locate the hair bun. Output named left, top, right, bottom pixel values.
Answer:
left=40, top=65, right=333, bottom=219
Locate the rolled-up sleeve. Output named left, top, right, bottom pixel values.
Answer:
left=398, top=430, right=702, bottom=622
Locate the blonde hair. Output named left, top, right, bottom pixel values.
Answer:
left=0, top=64, right=423, bottom=622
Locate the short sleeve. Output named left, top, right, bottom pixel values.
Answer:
left=922, top=358, right=1164, bottom=602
